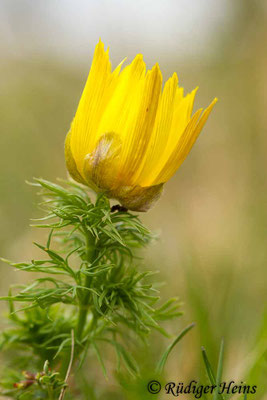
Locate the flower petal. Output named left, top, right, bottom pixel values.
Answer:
left=70, top=40, right=121, bottom=175
left=153, top=98, right=217, bottom=184
left=136, top=72, right=178, bottom=185
left=65, top=130, right=86, bottom=184
left=118, top=63, right=162, bottom=185
left=140, top=86, right=198, bottom=186
left=96, top=54, right=147, bottom=159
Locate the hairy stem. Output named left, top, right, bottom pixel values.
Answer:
left=76, top=229, right=96, bottom=341
left=59, top=329, right=75, bottom=400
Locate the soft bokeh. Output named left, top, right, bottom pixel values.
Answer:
left=0, top=0, right=266, bottom=398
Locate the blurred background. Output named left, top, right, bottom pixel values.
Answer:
left=0, top=0, right=266, bottom=398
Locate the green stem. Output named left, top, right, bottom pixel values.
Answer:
left=76, top=275, right=93, bottom=340
left=47, top=386, right=55, bottom=400
left=76, top=230, right=96, bottom=341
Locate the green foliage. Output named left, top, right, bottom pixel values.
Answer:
left=0, top=305, right=74, bottom=366
left=1, top=361, right=66, bottom=400
left=156, top=322, right=195, bottom=374
left=0, top=179, right=182, bottom=398
left=200, top=341, right=254, bottom=400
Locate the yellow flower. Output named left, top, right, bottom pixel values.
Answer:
left=65, top=40, right=217, bottom=211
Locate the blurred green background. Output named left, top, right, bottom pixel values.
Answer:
left=0, top=0, right=266, bottom=398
